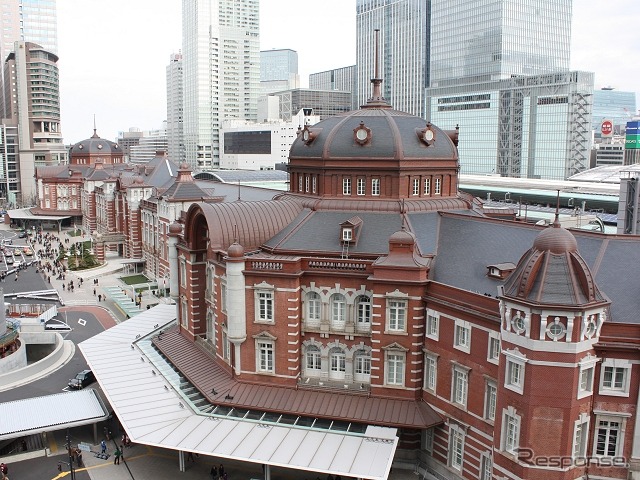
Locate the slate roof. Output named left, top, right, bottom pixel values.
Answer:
left=263, top=211, right=403, bottom=256
left=428, top=213, right=640, bottom=323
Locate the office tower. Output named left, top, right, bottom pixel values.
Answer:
left=0, top=0, right=58, bottom=140
left=271, top=89, right=352, bottom=122
left=129, top=125, right=169, bottom=164
left=260, top=49, right=299, bottom=96
left=309, top=65, right=358, bottom=111
left=2, top=41, right=66, bottom=205
left=425, top=0, right=593, bottom=180
left=0, top=0, right=58, bottom=60
left=355, top=0, right=429, bottom=118
left=182, top=0, right=260, bottom=171
left=166, top=52, right=185, bottom=165
left=429, top=0, right=571, bottom=87
left=592, top=87, right=637, bottom=139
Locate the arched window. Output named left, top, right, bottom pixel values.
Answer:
left=306, top=292, right=321, bottom=327
left=330, top=293, right=346, bottom=330
left=329, top=347, right=346, bottom=380
left=354, top=349, right=371, bottom=383
left=356, top=295, right=371, bottom=330
left=305, top=345, right=322, bottom=377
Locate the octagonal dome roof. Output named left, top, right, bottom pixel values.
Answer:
left=70, top=129, right=121, bottom=156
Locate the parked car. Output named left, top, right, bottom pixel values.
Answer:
left=68, top=370, right=95, bottom=389
left=13, top=248, right=21, bottom=256
left=17, top=232, right=26, bottom=238
left=12, top=261, right=20, bottom=268
left=44, top=319, right=71, bottom=331
left=23, top=247, right=32, bottom=256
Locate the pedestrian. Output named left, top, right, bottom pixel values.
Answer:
left=113, top=446, right=121, bottom=465
left=93, top=288, right=96, bottom=296
left=187, top=451, right=195, bottom=462
left=98, top=294, right=102, bottom=302
left=100, top=440, right=106, bottom=454
left=219, top=463, right=225, bottom=479
left=210, top=465, right=218, bottom=479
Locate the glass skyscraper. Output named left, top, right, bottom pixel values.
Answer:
left=430, top=0, right=571, bottom=86
left=0, top=0, right=58, bottom=61
left=356, top=0, right=430, bottom=118
left=182, top=0, right=260, bottom=171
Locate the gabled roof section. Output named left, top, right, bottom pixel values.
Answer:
left=161, top=163, right=211, bottom=201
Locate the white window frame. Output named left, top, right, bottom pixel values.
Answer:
left=423, top=428, right=434, bottom=454
left=434, top=177, right=441, bottom=195
left=342, top=177, right=351, bottom=195
left=256, top=339, right=274, bottom=373
left=573, top=413, right=590, bottom=459
left=387, top=299, right=407, bottom=332
left=451, top=363, right=469, bottom=408
left=412, top=178, right=420, bottom=195
left=180, top=298, right=188, bottom=328
left=501, top=407, right=521, bottom=455
left=356, top=295, right=371, bottom=330
left=599, top=359, right=632, bottom=397
left=312, top=175, right=317, bottom=193
left=424, top=352, right=438, bottom=394
left=298, top=175, right=303, bottom=192
left=424, top=178, right=430, bottom=195
left=357, top=177, right=366, bottom=195
left=453, top=319, right=471, bottom=353
left=577, top=358, right=597, bottom=399
left=484, top=379, right=497, bottom=422
left=179, top=258, right=187, bottom=288
left=305, top=345, right=322, bottom=376
left=371, top=178, right=380, bottom=196
left=305, top=291, right=321, bottom=327
left=330, top=293, right=346, bottom=330
left=426, top=309, right=439, bottom=340
left=342, top=228, right=352, bottom=241
left=593, top=413, right=627, bottom=458
left=354, top=350, right=371, bottom=382
left=448, top=424, right=465, bottom=471
left=385, top=350, right=406, bottom=386
left=305, top=175, right=309, bottom=192
left=504, top=350, right=526, bottom=395
left=479, top=453, right=492, bottom=480
left=329, top=348, right=346, bottom=380
left=487, top=332, right=500, bottom=364
left=255, top=289, right=274, bottom=324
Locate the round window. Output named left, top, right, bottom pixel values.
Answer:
left=547, top=321, right=566, bottom=340
left=511, top=315, right=525, bottom=333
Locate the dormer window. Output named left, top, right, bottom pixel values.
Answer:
left=339, top=216, right=363, bottom=245
left=487, top=263, right=516, bottom=280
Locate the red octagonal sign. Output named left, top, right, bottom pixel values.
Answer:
left=601, top=120, right=613, bottom=135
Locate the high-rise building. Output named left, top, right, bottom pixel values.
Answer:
left=356, top=0, right=430, bottom=118
left=592, top=87, right=637, bottom=139
left=309, top=65, right=358, bottom=111
left=129, top=125, right=169, bottom=164
left=2, top=41, right=66, bottom=205
left=260, top=49, right=299, bottom=96
left=166, top=52, right=185, bottom=166
left=425, top=0, right=593, bottom=180
left=271, top=89, right=352, bottom=122
left=181, top=0, right=260, bottom=171
left=0, top=0, right=58, bottom=60
left=429, top=0, right=571, bottom=87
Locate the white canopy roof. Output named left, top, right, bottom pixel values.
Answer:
left=0, top=389, right=109, bottom=440
left=79, top=305, right=398, bottom=480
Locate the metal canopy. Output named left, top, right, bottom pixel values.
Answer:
left=0, top=389, right=110, bottom=440
left=6, top=208, right=71, bottom=221
left=79, top=305, right=399, bottom=480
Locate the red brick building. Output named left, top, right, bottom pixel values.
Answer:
left=150, top=80, right=640, bottom=480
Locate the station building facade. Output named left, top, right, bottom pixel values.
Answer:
left=150, top=80, right=640, bottom=480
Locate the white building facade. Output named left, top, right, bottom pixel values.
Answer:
left=166, top=52, right=185, bottom=166
left=181, top=0, right=260, bottom=171
left=220, top=110, right=319, bottom=170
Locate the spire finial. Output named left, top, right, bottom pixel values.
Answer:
left=362, top=29, right=391, bottom=109
left=91, top=114, right=99, bottom=138
left=553, top=190, right=561, bottom=228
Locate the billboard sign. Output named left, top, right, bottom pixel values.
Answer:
left=626, top=134, right=640, bottom=150
left=601, top=119, right=613, bottom=137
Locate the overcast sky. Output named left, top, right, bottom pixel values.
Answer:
left=56, top=0, right=640, bottom=144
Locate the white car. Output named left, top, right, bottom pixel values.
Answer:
left=13, top=260, right=20, bottom=267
